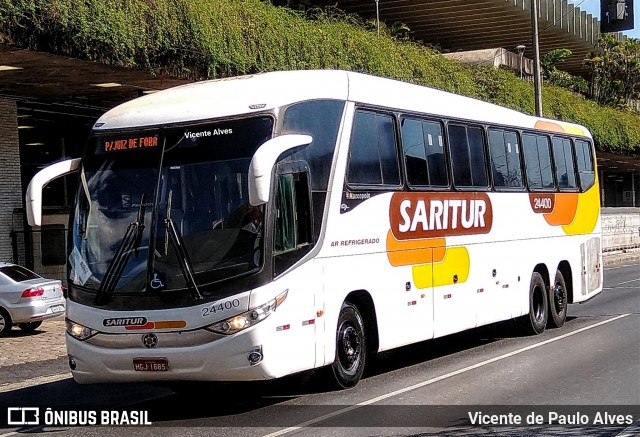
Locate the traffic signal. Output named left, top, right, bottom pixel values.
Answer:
left=600, top=0, right=635, bottom=32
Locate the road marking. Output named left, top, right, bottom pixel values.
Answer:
left=604, top=287, right=639, bottom=290
left=616, top=278, right=640, bottom=285
left=262, top=313, right=631, bottom=437
left=0, top=373, right=71, bottom=393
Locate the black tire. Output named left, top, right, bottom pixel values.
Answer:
left=0, top=309, right=13, bottom=337
left=18, top=321, right=43, bottom=332
left=330, top=302, right=366, bottom=388
left=520, top=272, right=548, bottom=335
left=548, top=270, right=568, bottom=328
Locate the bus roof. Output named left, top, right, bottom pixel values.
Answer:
left=92, top=70, right=591, bottom=138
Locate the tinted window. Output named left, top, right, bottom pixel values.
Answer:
left=282, top=100, right=345, bottom=191
left=523, top=133, right=554, bottom=190
left=553, top=137, right=577, bottom=190
left=0, top=265, right=41, bottom=282
left=575, top=139, right=595, bottom=191
left=488, top=128, right=523, bottom=189
left=448, top=124, right=488, bottom=188
left=274, top=173, right=297, bottom=253
left=348, top=111, right=400, bottom=187
left=401, top=118, right=448, bottom=187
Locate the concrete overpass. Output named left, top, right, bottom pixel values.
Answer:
left=335, top=0, right=628, bottom=76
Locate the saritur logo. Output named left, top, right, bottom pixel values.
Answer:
left=390, top=192, right=493, bottom=240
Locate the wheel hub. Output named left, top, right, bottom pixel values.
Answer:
left=554, top=283, right=565, bottom=312
left=339, top=325, right=360, bottom=369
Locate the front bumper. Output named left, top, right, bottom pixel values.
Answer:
left=66, top=327, right=274, bottom=384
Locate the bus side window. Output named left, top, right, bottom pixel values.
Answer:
left=347, top=110, right=401, bottom=188
left=552, top=137, right=578, bottom=191
left=488, top=128, right=523, bottom=190
left=523, top=133, right=554, bottom=191
left=447, top=123, right=488, bottom=189
left=575, top=139, right=595, bottom=191
left=400, top=117, right=448, bottom=188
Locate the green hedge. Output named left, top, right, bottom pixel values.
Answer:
left=1, top=0, right=638, bottom=153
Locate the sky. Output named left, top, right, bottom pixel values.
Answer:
left=567, top=0, right=639, bottom=39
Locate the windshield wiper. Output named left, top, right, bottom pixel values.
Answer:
left=95, top=194, right=146, bottom=305
left=164, top=208, right=204, bottom=301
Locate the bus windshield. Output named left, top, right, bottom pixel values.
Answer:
left=70, top=117, right=273, bottom=306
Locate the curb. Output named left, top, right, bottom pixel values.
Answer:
left=603, top=251, right=640, bottom=266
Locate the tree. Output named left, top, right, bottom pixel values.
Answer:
left=542, top=48, right=588, bottom=94
left=584, top=34, right=640, bottom=109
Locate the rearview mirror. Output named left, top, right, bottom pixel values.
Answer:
left=248, top=134, right=312, bottom=206
left=26, top=158, right=81, bottom=227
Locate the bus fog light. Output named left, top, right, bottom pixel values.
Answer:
left=247, top=347, right=263, bottom=366
left=68, top=356, right=77, bottom=370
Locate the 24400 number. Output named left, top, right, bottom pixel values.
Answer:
left=202, top=299, right=241, bottom=317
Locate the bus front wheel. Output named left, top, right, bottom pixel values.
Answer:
left=330, top=302, right=366, bottom=388
left=520, top=272, right=548, bottom=335
left=548, top=270, right=568, bottom=328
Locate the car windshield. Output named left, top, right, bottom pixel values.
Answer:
left=0, top=265, right=41, bottom=282
left=70, top=117, right=273, bottom=305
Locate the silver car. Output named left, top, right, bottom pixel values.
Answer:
left=0, top=262, right=65, bottom=336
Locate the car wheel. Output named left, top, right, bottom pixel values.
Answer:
left=548, top=270, right=568, bottom=328
left=0, top=309, right=13, bottom=336
left=329, top=302, right=366, bottom=389
left=18, top=321, right=43, bottom=332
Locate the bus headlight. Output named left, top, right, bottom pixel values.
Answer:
left=66, top=318, right=98, bottom=341
left=207, top=290, right=287, bottom=335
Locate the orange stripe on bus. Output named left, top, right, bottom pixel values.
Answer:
left=154, top=321, right=187, bottom=329
left=534, top=120, right=565, bottom=133
left=544, top=193, right=579, bottom=226
left=386, top=231, right=446, bottom=266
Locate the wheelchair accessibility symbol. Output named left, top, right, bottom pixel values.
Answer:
left=150, top=272, right=166, bottom=290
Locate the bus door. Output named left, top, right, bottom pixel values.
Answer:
left=269, top=163, right=320, bottom=371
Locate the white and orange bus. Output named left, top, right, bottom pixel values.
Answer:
left=26, top=70, right=602, bottom=387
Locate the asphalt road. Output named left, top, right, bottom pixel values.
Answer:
left=1, top=261, right=638, bottom=436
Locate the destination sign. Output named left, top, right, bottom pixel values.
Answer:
left=101, top=135, right=159, bottom=153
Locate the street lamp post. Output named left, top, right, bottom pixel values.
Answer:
left=375, top=0, right=380, bottom=36
left=530, top=0, right=543, bottom=117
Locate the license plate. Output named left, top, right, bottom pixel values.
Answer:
left=50, top=305, right=65, bottom=313
left=133, top=358, right=169, bottom=372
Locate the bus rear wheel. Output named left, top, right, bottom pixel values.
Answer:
left=520, top=272, right=548, bottom=335
left=330, top=302, right=366, bottom=388
left=548, top=270, right=568, bottom=328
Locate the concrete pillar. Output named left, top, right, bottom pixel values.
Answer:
left=0, top=99, right=23, bottom=263
left=580, top=10, right=587, bottom=39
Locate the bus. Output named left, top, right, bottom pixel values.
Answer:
left=26, top=70, right=603, bottom=388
